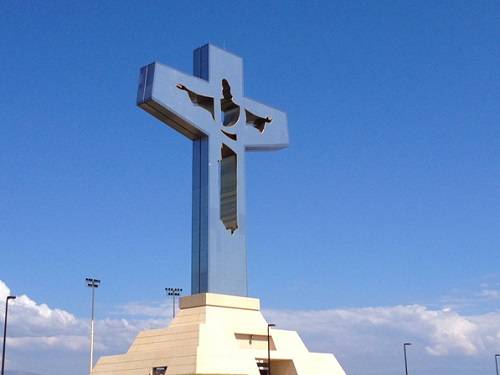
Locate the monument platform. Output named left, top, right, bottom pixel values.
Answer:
left=92, top=293, right=346, bottom=375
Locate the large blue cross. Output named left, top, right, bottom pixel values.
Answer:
left=137, top=44, right=288, bottom=296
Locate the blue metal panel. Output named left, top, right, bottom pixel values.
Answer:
left=194, top=45, right=209, bottom=81
left=137, top=44, right=289, bottom=296
left=191, top=137, right=209, bottom=294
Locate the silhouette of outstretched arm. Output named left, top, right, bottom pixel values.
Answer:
left=176, top=83, right=215, bottom=119
left=245, top=109, right=272, bottom=133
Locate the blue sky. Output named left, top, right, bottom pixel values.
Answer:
left=1, top=1, right=499, bottom=374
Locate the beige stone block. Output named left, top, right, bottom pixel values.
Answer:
left=180, top=293, right=260, bottom=311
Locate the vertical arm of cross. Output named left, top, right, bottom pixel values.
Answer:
left=242, top=98, right=289, bottom=151
left=137, top=62, right=216, bottom=139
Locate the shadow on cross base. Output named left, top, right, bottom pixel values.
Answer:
left=92, top=293, right=347, bottom=375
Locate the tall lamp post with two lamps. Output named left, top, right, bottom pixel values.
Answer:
left=86, top=278, right=101, bottom=375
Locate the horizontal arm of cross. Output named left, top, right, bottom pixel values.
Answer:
left=137, top=62, right=216, bottom=140
left=243, top=97, right=289, bottom=151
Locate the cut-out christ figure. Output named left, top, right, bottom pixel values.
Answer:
left=177, top=79, right=276, bottom=234
left=137, top=44, right=288, bottom=296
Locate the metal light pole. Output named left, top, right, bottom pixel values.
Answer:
left=165, top=288, right=182, bottom=319
left=403, top=342, right=412, bottom=375
left=1, top=296, right=16, bottom=375
left=267, top=323, right=275, bottom=375
left=495, top=354, right=500, bottom=375
left=86, top=278, right=100, bottom=375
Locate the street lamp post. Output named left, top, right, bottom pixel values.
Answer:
left=495, top=354, right=500, bottom=375
left=1, top=296, right=16, bottom=375
left=403, top=342, right=412, bottom=375
left=267, top=323, right=275, bottom=375
left=86, top=278, right=100, bottom=375
left=165, top=288, right=182, bottom=319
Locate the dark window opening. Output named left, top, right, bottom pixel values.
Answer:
left=220, top=79, right=240, bottom=127
left=220, top=144, right=238, bottom=233
left=256, top=359, right=269, bottom=375
left=153, top=367, right=167, bottom=375
left=221, top=129, right=237, bottom=141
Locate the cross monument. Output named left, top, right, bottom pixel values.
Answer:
left=137, top=44, right=288, bottom=296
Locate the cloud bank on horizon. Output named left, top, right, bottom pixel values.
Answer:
left=1, top=280, right=499, bottom=375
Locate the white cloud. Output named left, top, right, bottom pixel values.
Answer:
left=0, top=280, right=86, bottom=351
left=0, top=280, right=169, bottom=354
left=0, top=281, right=10, bottom=300
left=265, top=304, right=500, bottom=358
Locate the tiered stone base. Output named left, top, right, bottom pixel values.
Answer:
left=92, top=293, right=346, bottom=375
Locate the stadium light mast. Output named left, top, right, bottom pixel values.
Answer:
left=495, top=354, right=500, bottom=375
left=165, top=288, right=182, bottom=319
left=86, top=278, right=100, bottom=374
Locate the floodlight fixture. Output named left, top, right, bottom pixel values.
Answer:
left=86, top=278, right=101, bottom=288
left=165, top=287, right=182, bottom=296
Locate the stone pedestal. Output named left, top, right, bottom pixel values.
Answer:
left=92, top=293, right=346, bottom=375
